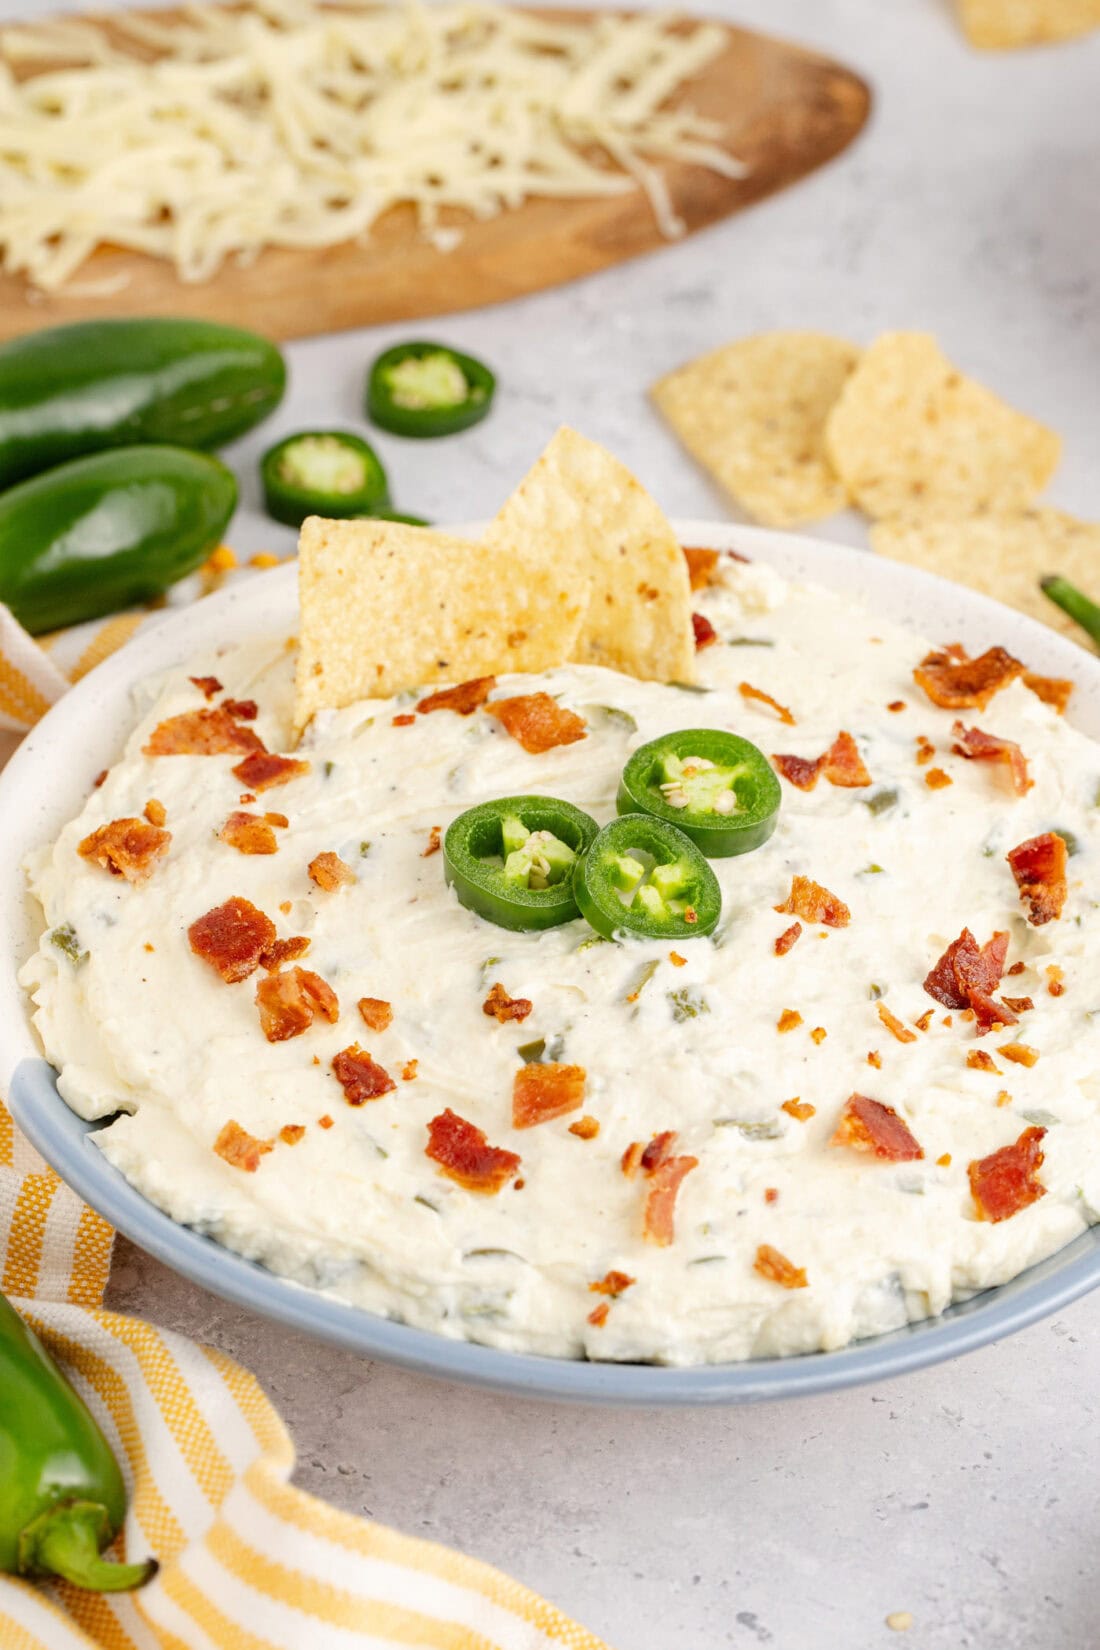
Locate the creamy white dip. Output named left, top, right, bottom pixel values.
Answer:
left=21, top=560, right=1100, bottom=1364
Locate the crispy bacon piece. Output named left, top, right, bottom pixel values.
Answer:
left=739, top=681, right=795, bottom=725
left=642, top=1153, right=698, bottom=1247
left=425, top=1108, right=521, bottom=1193
left=1002, top=996, right=1034, bottom=1015
left=332, top=1044, right=396, bottom=1105
left=280, top=1124, right=306, bottom=1145
left=877, top=1003, right=917, bottom=1045
left=144, top=799, right=167, bottom=827
left=392, top=714, right=416, bottom=727
left=422, top=826, right=442, bottom=858
left=621, top=1141, right=644, bottom=1177
left=260, top=935, right=310, bottom=971
left=219, top=811, right=278, bottom=855
left=309, top=850, right=355, bottom=890
left=587, top=1302, right=610, bottom=1328
left=682, top=546, right=720, bottom=590
left=777, top=1008, right=803, bottom=1033
left=569, top=1115, right=600, bottom=1140
left=641, top=1131, right=677, bottom=1172
left=913, top=644, right=1024, bottom=711
left=417, top=676, right=496, bottom=716
left=358, top=997, right=393, bottom=1032
left=821, top=730, right=871, bottom=787
left=915, top=735, right=936, bottom=766
left=692, top=612, right=718, bottom=651
left=513, top=1061, right=586, bottom=1128
left=968, top=1126, right=1046, bottom=1223
left=1006, top=832, right=1068, bottom=926
left=775, top=875, right=850, bottom=928
left=830, top=1094, right=923, bottom=1161
left=754, top=1244, right=807, bottom=1290
left=78, top=817, right=170, bottom=884
left=222, top=697, right=258, bottom=721
left=967, top=1049, right=1000, bottom=1073
left=190, top=675, right=223, bottom=699
left=214, top=1120, right=272, bottom=1173
left=590, top=1270, right=636, bottom=1298
left=485, top=693, right=587, bottom=754
left=256, top=967, right=338, bottom=1042
left=483, top=982, right=533, bottom=1024
left=999, top=1041, right=1039, bottom=1068
left=189, top=897, right=276, bottom=983
left=144, top=707, right=265, bottom=758
left=951, top=721, right=1031, bottom=796
left=925, top=767, right=953, bottom=790
left=232, top=751, right=310, bottom=793
left=782, top=1098, right=815, bottom=1122
left=1023, top=671, right=1073, bottom=715
left=774, top=922, right=802, bottom=956
left=772, top=752, right=824, bottom=791
left=923, top=928, right=1017, bottom=1033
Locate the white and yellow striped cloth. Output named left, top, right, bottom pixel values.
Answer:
left=0, top=582, right=612, bottom=1650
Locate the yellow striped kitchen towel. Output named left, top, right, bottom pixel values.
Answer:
left=0, top=580, right=613, bottom=1650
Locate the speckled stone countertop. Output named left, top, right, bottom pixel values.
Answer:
left=6, top=1, right=1100, bottom=1645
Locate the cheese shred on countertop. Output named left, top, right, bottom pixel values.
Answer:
left=0, top=0, right=745, bottom=293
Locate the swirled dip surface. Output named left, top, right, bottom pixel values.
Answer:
left=21, top=560, right=1100, bottom=1364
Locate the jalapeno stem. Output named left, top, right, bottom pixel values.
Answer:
left=21, top=1503, right=157, bottom=1592
left=1041, top=575, right=1100, bottom=650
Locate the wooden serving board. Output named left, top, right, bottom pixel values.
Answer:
left=0, top=10, right=871, bottom=344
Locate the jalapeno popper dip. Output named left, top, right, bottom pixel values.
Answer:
left=20, top=533, right=1100, bottom=1366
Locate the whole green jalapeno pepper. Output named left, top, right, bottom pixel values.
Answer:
left=0, top=1290, right=156, bottom=1591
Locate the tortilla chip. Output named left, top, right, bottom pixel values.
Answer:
left=650, top=332, right=859, bottom=527
left=485, top=427, right=695, bottom=683
left=958, top=0, right=1100, bottom=47
left=871, top=509, right=1100, bottom=650
left=824, top=333, right=1060, bottom=521
left=294, top=518, right=588, bottom=731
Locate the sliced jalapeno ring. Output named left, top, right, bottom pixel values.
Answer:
left=617, top=728, right=780, bottom=858
left=261, top=430, right=389, bottom=527
left=574, top=815, right=720, bottom=941
left=367, top=342, right=495, bottom=438
left=444, top=796, right=599, bottom=931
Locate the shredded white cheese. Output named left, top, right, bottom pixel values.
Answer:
left=0, top=1, right=746, bottom=293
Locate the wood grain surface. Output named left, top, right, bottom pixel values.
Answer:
left=0, top=8, right=871, bottom=342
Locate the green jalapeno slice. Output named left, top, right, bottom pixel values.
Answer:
left=444, top=796, right=598, bottom=931
left=573, top=815, right=720, bottom=941
left=367, top=341, right=496, bottom=438
left=617, top=728, right=781, bottom=858
left=261, top=430, right=389, bottom=527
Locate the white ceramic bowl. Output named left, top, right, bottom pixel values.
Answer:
left=3, top=522, right=1099, bottom=1404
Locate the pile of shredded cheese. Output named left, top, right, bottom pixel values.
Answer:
left=0, top=0, right=745, bottom=294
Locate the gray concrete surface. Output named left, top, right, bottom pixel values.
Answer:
left=6, top=0, right=1100, bottom=1644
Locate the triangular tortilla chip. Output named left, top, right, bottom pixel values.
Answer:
left=486, top=427, right=695, bottom=683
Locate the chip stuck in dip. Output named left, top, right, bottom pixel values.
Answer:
left=19, top=434, right=1100, bottom=1367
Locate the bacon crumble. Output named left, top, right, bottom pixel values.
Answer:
left=358, top=997, right=393, bottom=1032
left=782, top=1098, right=815, bottom=1122
left=485, top=692, right=587, bottom=754
left=1006, top=832, right=1068, bottom=926
left=877, top=1002, right=917, bottom=1045
left=417, top=676, right=496, bottom=716
left=643, top=1152, right=698, bottom=1247
left=777, top=1008, right=803, bottom=1033
left=189, top=897, right=276, bottom=983
left=590, top=1270, right=636, bottom=1298
left=923, top=928, right=1016, bottom=1033
left=739, top=681, right=795, bottom=725
left=144, top=798, right=167, bottom=827
left=772, top=752, right=824, bottom=791
left=513, top=1062, right=586, bottom=1128
left=569, top=1115, right=600, bottom=1140
left=78, top=817, right=170, bottom=884
left=219, top=811, right=278, bottom=855
left=968, top=1126, right=1046, bottom=1222
left=822, top=730, right=872, bottom=787
left=925, top=767, right=953, bottom=790
left=692, top=612, right=717, bottom=651
left=482, top=982, right=533, bottom=1023
left=951, top=722, right=1031, bottom=796
left=830, top=1094, right=923, bottom=1161
left=232, top=751, right=310, bottom=793
left=913, top=644, right=1024, bottom=711
left=256, top=967, right=338, bottom=1042
left=222, top=697, right=258, bottom=721
left=999, top=1041, right=1039, bottom=1068
left=1022, top=671, right=1073, bottom=715
left=682, top=546, right=720, bottom=590
left=775, top=875, right=850, bottom=928
left=967, top=1050, right=1000, bottom=1073
left=754, top=1244, right=807, bottom=1290
left=145, top=707, right=265, bottom=758
left=392, top=713, right=416, bottom=727
left=279, top=1124, right=306, bottom=1145
left=587, top=1302, right=610, bottom=1328
left=422, top=826, right=442, bottom=858
left=214, top=1120, right=272, bottom=1173
left=332, top=1044, right=397, bottom=1105
left=190, top=675, right=223, bottom=699
left=425, top=1108, right=520, bottom=1193
left=308, top=851, right=356, bottom=891
left=260, top=935, right=310, bottom=971
left=774, top=922, right=802, bottom=956
left=915, top=735, right=936, bottom=767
